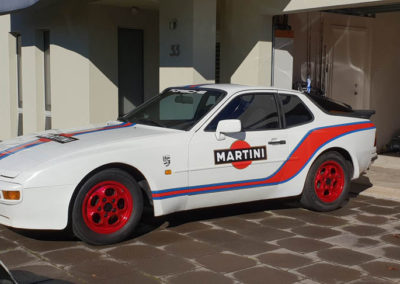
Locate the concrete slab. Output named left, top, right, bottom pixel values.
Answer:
left=353, top=154, right=400, bottom=201
left=372, top=154, right=400, bottom=170
left=1, top=195, right=399, bottom=283
left=1, top=159, right=400, bottom=283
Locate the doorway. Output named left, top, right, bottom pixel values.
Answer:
left=118, top=28, right=144, bottom=116
left=327, top=25, right=370, bottom=109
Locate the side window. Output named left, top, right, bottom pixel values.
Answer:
left=280, top=94, right=313, bottom=127
left=206, top=93, right=280, bottom=131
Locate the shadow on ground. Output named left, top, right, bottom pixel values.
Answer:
left=7, top=180, right=374, bottom=244
left=10, top=270, right=72, bottom=284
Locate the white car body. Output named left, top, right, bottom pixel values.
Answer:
left=0, top=85, right=376, bottom=231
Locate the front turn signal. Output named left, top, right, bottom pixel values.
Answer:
left=2, top=191, right=20, bottom=200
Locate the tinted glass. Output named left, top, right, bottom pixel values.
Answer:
left=308, top=94, right=353, bottom=114
left=206, top=93, right=279, bottom=131
left=123, top=89, right=226, bottom=130
left=280, top=94, right=313, bottom=127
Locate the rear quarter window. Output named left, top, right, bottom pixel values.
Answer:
left=280, top=94, right=313, bottom=128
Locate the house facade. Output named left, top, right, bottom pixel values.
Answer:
left=0, top=0, right=399, bottom=150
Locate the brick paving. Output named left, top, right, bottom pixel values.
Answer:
left=0, top=187, right=399, bottom=283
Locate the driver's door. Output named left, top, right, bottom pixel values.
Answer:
left=186, top=91, right=289, bottom=210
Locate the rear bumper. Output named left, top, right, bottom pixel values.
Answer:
left=371, top=151, right=378, bottom=163
left=0, top=183, right=74, bottom=230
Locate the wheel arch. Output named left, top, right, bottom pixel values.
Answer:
left=316, top=147, right=355, bottom=178
left=300, top=147, right=355, bottom=211
left=66, top=163, right=153, bottom=229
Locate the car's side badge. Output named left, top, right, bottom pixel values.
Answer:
left=163, top=155, right=171, bottom=167
left=37, top=134, right=78, bottom=143
left=214, top=140, right=267, bottom=169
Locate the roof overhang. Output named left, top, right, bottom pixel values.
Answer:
left=281, top=0, right=400, bottom=14
left=0, top=0, right=40, bottom=15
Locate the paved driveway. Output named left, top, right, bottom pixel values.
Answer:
left=1, top=183, right=399, bottom=284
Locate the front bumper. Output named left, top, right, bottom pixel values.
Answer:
left=0, top=181, right=75, bottom=230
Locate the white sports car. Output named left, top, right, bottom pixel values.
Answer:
left=0, top=85, right=376, bottom=245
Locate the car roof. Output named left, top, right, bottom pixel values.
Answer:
left=172, top=84, right=303, bottom=96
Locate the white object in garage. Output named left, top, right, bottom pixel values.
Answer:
left=327, top=26, right=370, bottom=109
left=273, top=30, right=294, bottom=90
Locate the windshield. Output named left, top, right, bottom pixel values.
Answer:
left=121, top=88, right=226, bottom=130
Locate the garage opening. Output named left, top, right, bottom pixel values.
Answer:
left=272, top=4, right=400, bottom=153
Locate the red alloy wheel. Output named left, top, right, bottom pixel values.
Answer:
left=314, top=160, right=345, bottom=203
left=82, top=181, right=133, bottom=234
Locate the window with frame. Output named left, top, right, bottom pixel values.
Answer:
left=280, top=94, right=313, bottom=128
left=123, top=89, right=226, bottom=130
left=206, top=93, right=280, bottom=131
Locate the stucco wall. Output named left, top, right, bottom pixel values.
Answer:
left=370, top=12, right=400, bottom=150
left=0, top=14, right=16, bottom=140
left=159, top=0, right=216, bottom=91
left=88, top=4, right=159, bottom=123
left=1, top=0, right=159, bottom=138
left=8, top=0, right=91, bottom=131
left=219, top=0, right=274, bottom=86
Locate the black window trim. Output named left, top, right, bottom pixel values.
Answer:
left=277, top=92, right=315, bottom=129
left=121, top=86, right=228, bottom=132
left=203, top=91, right=283, bottom=132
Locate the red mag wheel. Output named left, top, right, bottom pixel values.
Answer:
left=73, top=169, right=143, bottom=245
left=82, top=181, right=133, bottom=234
left=314, top=161, right=344, bottom=203
left=300, top=151, right=350, bottom=212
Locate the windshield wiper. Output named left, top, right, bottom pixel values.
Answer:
left=117, top=116, right=128, bottom=122
left=134, top=118, right=166, bottom=128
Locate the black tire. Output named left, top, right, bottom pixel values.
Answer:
left=300, top=151, right=350, bottom=212
left=72, top=168, right=143, bottom=245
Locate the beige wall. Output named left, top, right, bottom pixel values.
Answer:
left=88, top=4, right=159, bottom=123
left=8, top=0, right=91, bottom=131
left=47, top=3, right=91, bottom=130
left=218, top=0, right=274, bottom=86
left=0, top=15, right=17, bottom=140
left=159, top=0, right=216, bottom=91
left=370, top=12, right=400, bottom=150
left=1, top=0, right=159, bottom=139
left=2, top=0, right=399, bottom=148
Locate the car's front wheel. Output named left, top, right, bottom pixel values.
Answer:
left=300, top=151, right=350, bottom=212
left=72, top=169, right=143, bottom=245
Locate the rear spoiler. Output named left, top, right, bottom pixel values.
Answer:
left=349, top=110, right=376, bottom=119
left=306, top=94, right=376, bottom=119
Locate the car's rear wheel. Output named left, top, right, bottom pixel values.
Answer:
left=300, top=151, right=350, bottom=212
left=72, top=169, right=143, bottom=245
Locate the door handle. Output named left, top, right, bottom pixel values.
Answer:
left=268, top=140, right=286, bottom=145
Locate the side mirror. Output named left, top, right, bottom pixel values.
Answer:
left=215, top=119, right=241, bottom=140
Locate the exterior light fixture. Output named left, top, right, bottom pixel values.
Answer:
left=130, top=7, right=139, bottom=15
left=169, top=19, right=177, bottom=30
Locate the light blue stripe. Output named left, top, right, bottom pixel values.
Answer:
left=153, top=122, right=375, bottom=200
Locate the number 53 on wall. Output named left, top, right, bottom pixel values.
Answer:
left=170, top=44, right=180, bottom=56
